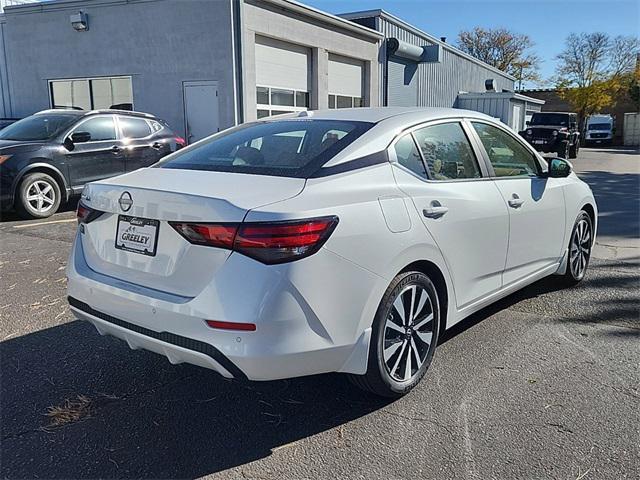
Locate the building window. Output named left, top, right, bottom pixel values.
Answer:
left=256, top=85, right=309, bottom=118
left=49, top=76, right=133, bottom=111
left=328, top=93, right=364, bottom=109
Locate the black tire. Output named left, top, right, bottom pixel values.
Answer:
left=569, top=139, right=579, bottom=159
left=559, top=211, right=593, bottom=286
left=557, top=140, right=570, bottom=159
left=15, top=172, right=61, bottom=219
left=348, top=271, right=440, bottom=398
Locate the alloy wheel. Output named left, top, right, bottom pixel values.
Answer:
left=383, top=284, right=435, bottom=382
left=26, top=180, right=56, bottom=214
left=570, top=218, right=591, bottom=280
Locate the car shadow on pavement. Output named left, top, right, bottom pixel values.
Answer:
left=1, top=319, right=393, bottom=479
left=576, top=170, right=639, bottom=240
left=0, top=198, right=79, bottom=223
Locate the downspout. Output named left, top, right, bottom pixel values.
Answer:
left=231, top=0, right=244, bottom=125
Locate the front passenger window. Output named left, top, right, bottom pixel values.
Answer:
left=75, top=117, right=116, bottom=142
left=471, top=122, right=539, bottom=177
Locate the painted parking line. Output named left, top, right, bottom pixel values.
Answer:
left=12, top=218, right=77, bottom=229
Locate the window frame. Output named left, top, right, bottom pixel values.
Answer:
left=466, top=119, right=547, bottom=180
left=256, top=85, right=309, bottom=118
left=65, top=114, right=120, bottom=144
left=48, top=75, right=134, bottom=111
left=387, top=118, right=491, bottom=183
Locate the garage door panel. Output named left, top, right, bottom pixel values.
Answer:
left=388, top=57, right=418, bottom=107
left=255, top=36, right=310, bottom=92
left=328, top=53, right=363, bottom=98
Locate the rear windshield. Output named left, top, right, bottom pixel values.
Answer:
left=156, top=119, right=373, bottom=178
left=588, top=123, right=611, bottom=130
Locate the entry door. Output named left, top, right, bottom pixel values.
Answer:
left=183, top=81, right=219, bottom=144
left=469, top=121, right=566, bottom=285
left=391, top=122, right=510, bottom=309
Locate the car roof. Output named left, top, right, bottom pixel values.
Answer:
left=34, top=109, right=157, bottom=119
left=269, top=106, right=495, bottom=124
left=534, top=111, right=575, bottom=115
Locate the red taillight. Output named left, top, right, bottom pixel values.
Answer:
left=76, top=202, right=103, bottom=224
left=175, top=136, right=186, bottom=148
left=170, top=222, right=237, bottom=248
left=205, top=320, right=256, bottom=331
left=169, top=216, right=338, bottom=264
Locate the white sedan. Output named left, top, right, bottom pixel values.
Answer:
left=67, top=108, right=597, bottom=397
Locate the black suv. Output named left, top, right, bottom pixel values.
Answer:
left=0, top=109, right=185, bottom=219
left=519, top=112, right=580, bottom=159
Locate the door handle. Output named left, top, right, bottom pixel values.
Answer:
left=110, top=145, right=122, bottom=154
left=508, top=194, right=525, bottom=208
left=151, top=142, right=163, bottom=150
left=423, top=201, right=449, bottom=219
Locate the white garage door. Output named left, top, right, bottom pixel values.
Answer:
left=255, top=36, right=310, bottom=118
left=328, top=53, right=364, bottom=109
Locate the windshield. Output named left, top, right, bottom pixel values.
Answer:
left=529, top=114, right=571, bottom=127
left=0, top=114, right=79, bottom=141
left=157, top=119, right=373, bottom=178
left=588, top=123, right=611, bottom=130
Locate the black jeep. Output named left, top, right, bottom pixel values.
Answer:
left=519, top=112, right=580, bottom=159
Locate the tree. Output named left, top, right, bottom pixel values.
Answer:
left=457, top=27, right=541, bottom=88
left=555, top=33, right=640, bottom=123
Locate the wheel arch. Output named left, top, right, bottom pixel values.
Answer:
left=12, top=163, right=70, bottom=204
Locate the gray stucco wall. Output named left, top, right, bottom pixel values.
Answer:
left=2, top=0, right=237, bottom=135
left=348, top=13, right=515, bottom=108
left=0, top=15, right=10, bottom=117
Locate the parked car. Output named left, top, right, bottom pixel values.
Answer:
left=519, top=112, right=580, bottom=159
left=0, top=109, right=185, bottom=219
left=0, top=118, right=20, bottom=130
left=585, top=114, right=614, bottom=146
left=67, top=107, right=597, bottom=397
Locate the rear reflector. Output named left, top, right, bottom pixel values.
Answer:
left=206, top=320, right=256, bottom=331
left=169, top=216, right=338, bottom=264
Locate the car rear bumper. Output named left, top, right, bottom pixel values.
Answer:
left=66, top=231, right=379, bottom=381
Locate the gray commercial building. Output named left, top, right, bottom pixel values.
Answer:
left=0, top=0, right=537, bottom=141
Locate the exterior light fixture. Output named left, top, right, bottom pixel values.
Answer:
left=70, top=11, right=88, bottom=32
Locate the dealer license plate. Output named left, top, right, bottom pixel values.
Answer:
left=115, top=215, right=159, bottom=257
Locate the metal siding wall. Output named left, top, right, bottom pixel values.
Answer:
left=379, top=18, right=514, bottom=107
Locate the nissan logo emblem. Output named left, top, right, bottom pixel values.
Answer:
left=118, top=191, right=133, bottom=212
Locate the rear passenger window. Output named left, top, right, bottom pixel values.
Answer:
left=412, top=122, right=481, bottom=180
left=394, top=134, right=427, bottom=179
left=120, top=117, right=152, bottom=139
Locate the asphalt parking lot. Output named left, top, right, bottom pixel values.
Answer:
left=1, top=148, right=638, bottom=480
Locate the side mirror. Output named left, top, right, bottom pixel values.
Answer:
left=70, top=131, right=91, bottom=143
left=525, top=121, right=530, bottom=126
left=548, top=158, right=572, bottom=178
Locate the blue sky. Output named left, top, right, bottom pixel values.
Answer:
left=303, top=0, right=640, bottom=87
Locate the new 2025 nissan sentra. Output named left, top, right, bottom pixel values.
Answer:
left=67, top=108, right=597, bottom=397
